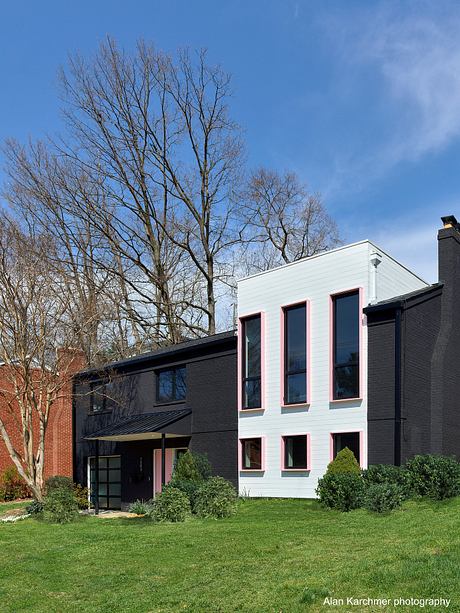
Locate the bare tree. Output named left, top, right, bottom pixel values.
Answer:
left=242, top=168, right=341, bottom=271
left=58, top=38, right=244, bottom=336
left=0, top=219, right=85, bottom=499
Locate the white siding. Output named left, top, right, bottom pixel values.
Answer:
left=237, top=240, right=428, bottom=498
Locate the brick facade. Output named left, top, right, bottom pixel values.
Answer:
left=0, top=349, right=85, bottom=479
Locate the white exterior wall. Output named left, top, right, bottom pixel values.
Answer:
left=237, top=240, right=427, bottom=498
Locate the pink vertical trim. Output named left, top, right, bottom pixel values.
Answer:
left=280, top=300, right=310, bottom=407
left=329, top=287, right=364, bottom=402
left=281, top=433, right=311, bottom=470
left=238, top=311, right=266, bottom=412
left=329, top=430, right=365, bottom=469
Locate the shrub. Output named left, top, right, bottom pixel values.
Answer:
left=173, top=451, right=211, bottom=482
left=45, top=476, right=89, bottom=509
left=364, top=483, right=404, bottom=513
left=316, top=473, right=364, bottom=512
left=45, top=475, right=73, bottom=493
left=129, top=499, right=153, bottom=515
left=362, top=464, right=412, bottom=498
left=194, top=477, right=238, bottom=519
left=43, top=487, right=79, bottom=524
left=0, top=467, right=30, bottom=501
left=150, top=487, right=190, bottom=522
left=405, top=454, right=460, bottom=500
left=26, top=500, right=44, bottom=515
left=167, top=479, right=201, bottom=511
left=326, top=448, right=361, bottom=476
left=73, top=484, right=90, bottom=510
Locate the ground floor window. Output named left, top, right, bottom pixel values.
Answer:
left=240, top=437, right=263, bottom=470
left=331, top=432, right=360, bottom=465
left=282, top=434, right=309, bottom=470
left=89, top=456, right=121, bottom=510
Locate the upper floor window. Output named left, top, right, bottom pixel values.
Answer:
left=90, top=382, right=107, bottom=414
left=283, top=303, right=307, bottom=405
left=157, top=366, right=186, bottom=403
left=332, top=290, right=360, bottom=399
left=241, top=314, right=262, bottom=409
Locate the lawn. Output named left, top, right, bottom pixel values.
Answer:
left=0, top=498, right=459, bottom=612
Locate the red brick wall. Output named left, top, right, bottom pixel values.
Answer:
left=0, top=350, right=85, bottom=480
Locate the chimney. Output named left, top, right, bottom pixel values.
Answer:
left=438, top=215, right=460, bottom=286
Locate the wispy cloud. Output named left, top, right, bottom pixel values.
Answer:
left=318, top=2, right=460, bottom=192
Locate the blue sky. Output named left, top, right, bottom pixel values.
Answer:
left=2, top=0, right=460, bottom=282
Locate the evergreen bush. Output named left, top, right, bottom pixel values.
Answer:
left=316, top=473, right=364, bottom=512
left=150, top=487, right=190, bottom=522
left=326, top=447, right=361, bottom=476
left=364, top=483, right=404, bottom=513
left=194, top=477, right=238, bottom=519
left=43, top=487, right=79, bottom=523
left=405, top=455, right=460, bottom=500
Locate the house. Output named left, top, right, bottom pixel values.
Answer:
left=0, top=349, right=84, bottom=480
left=73, top=332, right=237, bottom=511
left=365, top=216, right=460, bottom=465
left=237, top=216, right=460, bottom=498
left=72, top=215, right=460, bottom=507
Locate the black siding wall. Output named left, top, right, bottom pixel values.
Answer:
left=73, top=336, right=238, bottom=505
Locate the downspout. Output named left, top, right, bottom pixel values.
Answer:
left=369, top=252, right=382, bottom=304
left=394, top=306, right=402, bottom=466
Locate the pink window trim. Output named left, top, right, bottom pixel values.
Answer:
left=280, top=299, right=310, bottom=407
left=329, top=430, right=365, bottom=469
left=237, top=311, right=266, bottom=412
left=281, top=433, right=311, bottom=471
left=239, top=436, right=266, bottom=472
left=329, top=287, right=364, bottom=402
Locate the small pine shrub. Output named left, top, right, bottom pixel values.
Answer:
left=405, top=455, right=460, bottom=500
left=194, top=477, right=238, bottom=519
left=173, top=451, right=212, bottom=482
left=0, top=467, right=30, bottom=501
left=326, top=448, right=361, bottom=476
left=43, top=487, right=79, bottom=524
left=364, top=483, right=404, bottom=513
left=150, top=487, right=190, bottom=522
left=363, top=464, right=412, bottom=499
left=26, top=500, right=44, bottom=515
left=167, top=479, right=201, bottom=511
left=129, top=500, right=153, bottom=515
left=316, top=473, right=364, bottom=512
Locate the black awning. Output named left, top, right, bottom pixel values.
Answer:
left=85, top=409, right=191, bottom=441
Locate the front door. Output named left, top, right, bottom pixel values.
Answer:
left=153, top=448, right=188, bottom=495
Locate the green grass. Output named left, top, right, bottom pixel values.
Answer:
left=0, top=498, right=459, bottom=612
left=0, top=500, right=29, bottom=517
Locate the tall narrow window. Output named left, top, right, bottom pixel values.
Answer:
left=332, top=291, right=360, bottom=399
left=241, top=438, right=262, bottom=470
left=241, top=314, right=262, bottom=409
left=283, top=303, right=307, bottom=404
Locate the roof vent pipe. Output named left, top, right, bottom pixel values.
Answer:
left=369, top=251, right=382, bottom=304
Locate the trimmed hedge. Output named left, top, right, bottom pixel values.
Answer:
left=362, top=464, right=412, bottom=499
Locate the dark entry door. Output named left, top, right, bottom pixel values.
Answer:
left=89, top=456, right=121, bottom=510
